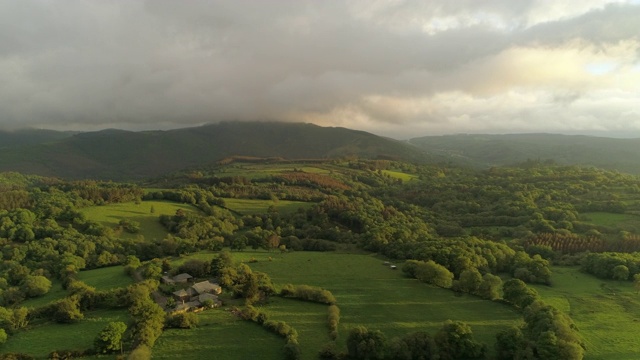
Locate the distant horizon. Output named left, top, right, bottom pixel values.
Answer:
left=4, top=120, right=640, bottom=141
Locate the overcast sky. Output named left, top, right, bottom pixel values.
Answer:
left=1, top=0, right=639, bottom=139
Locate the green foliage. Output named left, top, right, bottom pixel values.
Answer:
left=166, top=312, right=199, bottom=329
left=279, top=284, right=337, bottom=305
left=582, top=252, right=640, bottom=280
left=502, top=279, right=539, bottom=309
left=127, top=345, right=152, bottom=360
left=52, top=297, right=84, bottom=323
left=327, top=305, right=340, bottom=340
left=434, top=320, right=487, bottom=360
left=20, top=275, right=51, bottom=298
left=520, top=301, right=585, bottom=360
left=411, top=260, right=454, bottom=289
left=387, top=331, right=437, bottom=360
left=346, top=326, right=387, bottom=360
left=128, top=282, right=165, bottom=347
left=94, top=321, right=127, bottom=353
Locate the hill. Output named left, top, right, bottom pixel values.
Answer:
left=0, top=122, right=433, bottom=180
left=408, top=133, right=640, bottom=174
left=0, top=128, right=76, bottom=149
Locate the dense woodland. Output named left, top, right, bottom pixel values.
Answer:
left=1, top=158, right=640, bottom=359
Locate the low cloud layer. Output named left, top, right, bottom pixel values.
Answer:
left=1, top=0, right=639, bottom=138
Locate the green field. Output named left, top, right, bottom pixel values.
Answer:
left=165, top=250, right=521, bottom=358
left=582, top=212, right=640, bottom=231
left=223, top=198, right=314, bottom=215
left=77, top=265, right=133, bottom=290
left=2, top=309, right=129, bottom=358
left=21, top=281, right=68, bottom=309
left=81, top=200, right=198, bottom=241
left=382, top=170, right=418, bottom=182
left=153, top=309, right=284, bottom=360
left=531, top=266, right=640, bottom=360
left=213, top=164, right=332, bottom=179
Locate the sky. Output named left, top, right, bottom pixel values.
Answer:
left=1, top=0, right=639, bottom=139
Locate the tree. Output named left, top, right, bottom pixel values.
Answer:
left=346, top=326, right=387, bottom=360
left=53, top=296, right=84, bottom=323
left=478, top=273, right=503, bottom=300
left=495, top=326, right=524, bottom=360
left=435, top=321, right=487, bottom=360
left=457, top=268, right=482, bottom=294
left=415, top=260, right=454, bottom=288
left=0, top=328, right=7, bottom=344
left=612, top=265, right=629, bottom=280
left=503, top=279, right=538, bottom=309
left=94, top=321, right=127, bottom=353
left=166, top=312, right=199, bottom=329
left=388, top=331, right=437, bottom=360
left=21, top=275, right=52, bottom=298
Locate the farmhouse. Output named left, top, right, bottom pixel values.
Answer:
left=170, top=279, right=223, bottom=312
left=173, top=273, right=194, bottom=283
left=191, top=280, right=222, bottom=295
left=161, top=272, right=194, bottom=284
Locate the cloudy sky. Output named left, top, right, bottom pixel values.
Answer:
left=1, top=0, right=639, bottom=139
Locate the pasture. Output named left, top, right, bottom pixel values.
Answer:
left=153, top=309, right=284, bottom=360
left=233, top=251, right=520, bottom=351
left=2, top=308, right=129, bottom=358
left=170, top=250, right=521, bottom=357
left=531, top=266, right=640, bottom=360
left=382, top=170, right=418, bottom=182
left=21, top=280, right=68, bottom=309
left=581, top=212, right=640, bottom=232
left=213, top=163, right=332, bottom=179
left=81, top=200, right=198, bottom=241
left=77, top=265, right=133, bottom=290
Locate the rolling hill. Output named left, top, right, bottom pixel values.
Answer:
left=408, top=133, right=640, bottom=174
left=0, top=122, right=434, bottom=180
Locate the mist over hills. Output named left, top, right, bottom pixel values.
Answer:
left=2, top=122, right=640, bottom=180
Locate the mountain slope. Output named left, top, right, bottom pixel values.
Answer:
left=0, top=122, right=433, bottom=180
left=408, top=133, right=640, bottom=174
left=0, top=129, right=76, bottom=149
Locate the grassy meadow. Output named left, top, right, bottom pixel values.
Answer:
left=161, top=250, right=521, bottom=358
left=211, top=163, right=333, bottom=179
left=382, top=170, right=418, bottom=182
left=77, top=265, right=133, bottom=291
left=153, top=309, right=284, bottom=360
left=531, top=266, right=640, bottom=360
left=2, top=309, right=129, bottom=358
left=582, top=212, right=640, bottom=232
left=81, top=200, right=198, bottom=241
left=21, top=280, right=68, bottom=309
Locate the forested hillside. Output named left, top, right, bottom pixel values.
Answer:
left=0, top=122, right=434, bottom=180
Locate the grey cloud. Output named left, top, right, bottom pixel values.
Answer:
left=0, top=0, right=637, bottom=135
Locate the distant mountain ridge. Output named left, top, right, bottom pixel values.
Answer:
left=3, top=124, right=640, bottom=180
left=408, top=133, right=640, bottom=174
left=0, top=122, right=434, bottom=180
